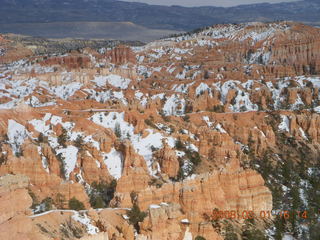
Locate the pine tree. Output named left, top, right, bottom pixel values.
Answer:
left=126, top=203, right=147, bottom=232
left=69, top=197, right=85, bottom=210
left=114, top=122, right=121, bottom=138
left=58, top=128, right=68, bottom=147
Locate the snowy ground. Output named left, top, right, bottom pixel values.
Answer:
left=90, top=112, right=176, bottom=175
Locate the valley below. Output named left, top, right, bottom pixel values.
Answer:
left=0, top=21, right=320, bottom=240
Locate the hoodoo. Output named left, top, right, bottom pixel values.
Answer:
left=0, top=21, right=319, bottom=239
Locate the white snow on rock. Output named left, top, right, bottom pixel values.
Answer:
left=93, top=74, right=131, bottom=89
left=172, top=82, right=195, bottom=94
left=50, top=82, right=82, bottom=100
left=215, top=123, right=227, bottom=134
left=183, top=227, right=193, bottom=240
left=29, top=118, right=50, bottom=135
left=90, top=112, right=132, bottom=136
left=7, top=120, right=29, bottom=154
left=203, top=116, right=213, bottom=128
left=37, top=146, right=50, bottom=173
left=299, top=179, right=308, bottom=206
left=306, top=76, right=320, bottom=88
left=85, top=89, right=127, bottom=105
left=155, top=123, right=172, bottom=135
left=163, top=94, right=185, bottom=116
left=169, top=22, right=290, bottom=44
left=160, top=202, right=169, bottom=206
left=149, top=204, right=161, bottom=209
left=135, top=91, right=144, bottom=100
left=181, top=160, right=193, bottom=177
left=173, top=48, right=190, bottom=54
left=151, top=93, right=165, bottom=100
left=72, top=212, right=99, bottom=235
left=137, top=55, right=145, bottom=63
left=84, top=135, right=100, bottom=151
left=137, top=65, right=152, bottom=78
left=43, top=113, right=52, bottom=121
left=167, top=66, right=176, bottom=74
left=56, top=146, right=78, bottom=180
left=148, top=47, right=165, bottom=59
left=299, top=127, right=308, bottom=140
left=83, top=89, right=110, bottom=103
left=0, top=100, right=16, bottom=109
left=89, top=112, right=176, bottom=174
left=29, top=114, right=92, bottom=154
left=291, top=94, right=304, bottom=110
left=29, top=115, right=59, bottom=149
left=92, top=76, right=108, bottom=87
left=278, top=115, right=290, bottom=132
left=0, top=74, right=82, bottom=103
left=175, top=69, right=186, bottom=79
left=181, top=219, right=190, bottom=224
left=50, top=115, right=63, bottom=125
left=113, top=91, right=127, bottom=105
left=282, top=234, right=294, bottom=240
left=195, top=82, right=211, bottom=96
left=140, top=97, right=148, bottom=107
left=230, top=90, right=258, bottom=112
left=133, top=129, right=165, bottom=173
left=247, top=49, right=271, bottom=64
left=215, top=80, right=241, bottom=103
left=176, top=150, right=185, bottom=157
left=102, top=148, right=123, bottom=179
left=314, top=106, right=320, bottom=113
left=187, top=143, right=198, bottom=152
left=25, top=96, right=55, bottom=108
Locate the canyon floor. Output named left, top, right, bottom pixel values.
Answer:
left=0, top=21, right=320, bottom=240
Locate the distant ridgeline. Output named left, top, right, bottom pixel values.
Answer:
left=1, top=35, right=144, bottom=56
left=0, top=0, right=319, bottom=31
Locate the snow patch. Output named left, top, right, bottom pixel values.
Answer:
left=7, top=120, right=29, bottom=154
left=181, top=219, right=190, bottom=224
left=50, top=82, right=82, bottom=100
left=56, top=146, right=78, bottom=180
left=90, top=112, right=176, bottom=175
left=102, top=148, right=123, bottom=179
left=102, top=74, right=132, bottom=89
left=149, top=204, right=161, bottom=209
left=162, top=94, right=185, bottom=116
left=203, top=116, right=213, bottom=128
left=72, top=212, right=99, bottom=235
left=196, top=83, right=211, bottom=96
left=183, top=227, right=193, bottom=240
left=215, top=123, right=227, bottom=134
left=278, top=115, right=290, bottom=132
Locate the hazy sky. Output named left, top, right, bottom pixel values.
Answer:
left=122, top=0, right=298, bottom=7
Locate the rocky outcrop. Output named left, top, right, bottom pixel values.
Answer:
left=134, top=159, right=272, bottom=214
left=154, top=139, right=179, bottom=178
left=0, top=142, right=90, bottom=209
left=1, top=21, right=320, bottom=240
left=113, top=158, right=272, bottom=239
left=113, top=140, right=151, bottom=207
left=138, top=202, right=222, bottom=240
left=0, top=174, right=36, bottom=240
left=39, top=54, right=92, bottom=70
left=106, top=45, right=136, bottom=65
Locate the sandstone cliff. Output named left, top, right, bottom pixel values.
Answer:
left=0, top=21, right=319, bottom=239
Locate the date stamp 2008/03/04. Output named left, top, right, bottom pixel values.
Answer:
left=205, top=209, right=315, bottom=220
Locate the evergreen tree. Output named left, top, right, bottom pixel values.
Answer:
left=126, top=203, right=147, bottom=232
left=114, top=123, right=121, bottom=138
left=69, top=197, right=85, bottom=210
left=74, top=135, right=84, bottom=150
left=58, top=128, right=68, bottom=147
